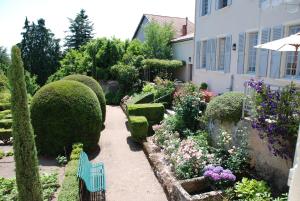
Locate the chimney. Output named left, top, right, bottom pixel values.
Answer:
left=181, top=17, right=188, bottom=36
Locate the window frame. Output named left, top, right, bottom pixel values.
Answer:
left=217, top=37, right=226, bottom=71
left=246, top=32, right=259, bottom=74
left=201, top=0, right=209, bottom=16
left=285, top=24, right=300, bottom=78
left=201, top=40, right=208, bottom=69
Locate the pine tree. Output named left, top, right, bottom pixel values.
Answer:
left=20, top=18, right=61, bottom=84
left=8, top=46, right=43, bottom=201
left=65, top=9, right=94, bottom=50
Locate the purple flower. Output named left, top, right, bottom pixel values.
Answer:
left=211, top=173, right=221, bottom=181
left=213, top=166, right=223, bottom=173
left=204, top=164, right=215, bottom=171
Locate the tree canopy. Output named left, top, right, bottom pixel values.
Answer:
left=20, top=18, right=61, bottom=84
left=65, top=9, right=94, bottom=50
left=0, top=46, right=10, bottom=73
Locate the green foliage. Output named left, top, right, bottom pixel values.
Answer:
left=200, top=82, right=208, bottom=90
left=63, top=74, right=106, bottom=123
left=234, top=178, right=272, bottom=201
left=127, top=103, right=164, bottom=126
left=56, top=155, right=68, bottom=166
left=0, top=173, right=59, bottom=201
left=0, top=149, right=4, bottom=159
left=110, top=64, right=139, bottom=92
left=205, top=92, right=245, bottom=123
left=5, top=150, right=13, bottom=157
left=0, top=46, right=10, bottom=74
left=142, top=59, right=183, bottom=70
left=84, top=37, right=125, bottom=78
left=105, top=90, right=125, bottom=105
left=188, top=131, right=209, bottom=148
left=0, top=128, right=12, bottom=143
left=9, top=46, right=43, bottom=201
left=144, top=22, right=175, bottom=59
left=174, top=91, right=206, bottom=131
left=65, top=9, right=94, bottom=50
left=127, top=93, right=154, bottom=104
left=24, top=71, right=40, bottom=95
left=20, top=18, right=61, bottom=84
left=0, top=119, right=12, bottom=129
left=122, top=39, right=145, bottom=68
left=30, top=80, right=102, bottom=156
left=273, top=193, right=288, bottom=201
left=58, top=143, right=83, bottom=201
left=128, top=116, right=149, bottom=142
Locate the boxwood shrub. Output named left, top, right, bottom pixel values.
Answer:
left=58, top=143, right=83, bottom=201
left=128, top=116, right=149, bottom=142
left=127, top=103, right=164, bottom=126
left=63, top=74, right=106, bottom=124
left=142, top=59, right=183, bottom=70
left=30, top=80, right=102, bottom=156
left=205, top=91, right=245, bottom=123
left=127, top=93, right=154, bottom=105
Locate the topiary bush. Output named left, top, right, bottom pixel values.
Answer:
left=63, top=74, right=106, bottom=124
left=31, top=80, right=102, bottom=156
left=127, top=103, right=164, bottom=126
left=127, top=93, right=154, bottom=105
left=128, top=116, right=149, bottom=142
left=205, top=92, right=245, bottom=123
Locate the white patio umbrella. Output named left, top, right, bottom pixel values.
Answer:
left=255, top=32, right=300, bottom=76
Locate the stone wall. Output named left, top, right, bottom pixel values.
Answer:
left=208, top=118, right=292, bottom=193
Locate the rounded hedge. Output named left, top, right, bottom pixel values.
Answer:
left=63, top=74, right=106, bottom=124
left=205, top=92, right=245, bottom=123
left=30, top=80, right=102, bottom=156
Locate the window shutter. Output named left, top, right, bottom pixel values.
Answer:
left=258, top=28, right=271, bottom=77
left=196, top=41, right=201, bottom=69
left=237, top=32, right=245, bottom=74
left=206, top=39, right=212, bottom=70
left=211, top=38, right=217, bottom=70
left=199, top=0, right=203, bottom=17
left=224, top=35, right=232, bottom=73
left=228, top=0, right=232, bottom=6
left=270, top=25, right=283, bottom=78
left=215, top=0, right=219, bottom=10
left=208, top=0, right=212, bottom=15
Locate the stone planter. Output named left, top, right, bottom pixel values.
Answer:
left=173, top=177, right=223, bottom=201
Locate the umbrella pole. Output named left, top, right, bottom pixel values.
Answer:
left=293, top=45, right=299, bottom=77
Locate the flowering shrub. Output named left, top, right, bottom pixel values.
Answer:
left=203, top=165, right=236, bottom=189
left=172, top=139, right=216, bottom=179
left=248, top=79, right=300, bottom=159
left=174, top=86, right=206, bottom=131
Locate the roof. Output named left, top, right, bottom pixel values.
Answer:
left=171, top=32, right=194, bottom=43
left=132, top=14, right=195, bottom=40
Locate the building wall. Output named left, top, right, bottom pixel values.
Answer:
left=193, top=0, right=300, bottom=94
left=172, top=39, right=194, bottom=81
left=134, top=17, right=149, bottom=42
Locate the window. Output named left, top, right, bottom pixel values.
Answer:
left=201, top=0, right=209, bottom=16
left=247, top=32, right=258, bottom=73
left=286, top=25, right=300, bottom=76
left=201, top=41, right=208, bottom=68
left=217, top=0, right=228, bottom=9
left=218, top=38, right=226, bottom=70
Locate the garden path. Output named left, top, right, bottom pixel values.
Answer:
left=94, top=105, right=168, bottom=201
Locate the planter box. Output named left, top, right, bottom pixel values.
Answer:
left=173, top=177, right=223, bottom=201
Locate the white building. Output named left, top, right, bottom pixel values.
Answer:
left=193, top=0, right=300, bottom=94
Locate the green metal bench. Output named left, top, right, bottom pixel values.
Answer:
left=77, top=151, right=106, bottom=201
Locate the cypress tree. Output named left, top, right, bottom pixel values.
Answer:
left=8, top=46, right=43, bottom=201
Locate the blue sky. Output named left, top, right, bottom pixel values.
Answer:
left=0, top=0, right=195, bottom=51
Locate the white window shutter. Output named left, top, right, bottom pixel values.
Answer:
left=206, top=40, right=212, bottom=70
left=258, top=28, right=271, bottom=77
left=196, top=41, right=201, bottom=69
left=270, top=25, right=283, bottom=78
left=224, top=35, right=232, bottom=73
left=237, top=32, right=245, bottom=74
left=211, top=38, right=217, bottom=70
left=215, top=0, right=219, bottom=10
left=208, top=0, right=212, bottom=15
left=199, top=0, right=203, bottom=17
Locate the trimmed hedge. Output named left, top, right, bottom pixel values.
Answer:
left=127, top=103, right=164, bottom=126
left=0, top=118, right=12, bottom=129
left=0, top=128, right=12, bottom=143
left=58, top=143, right=83, bottom=201
left=128, top=116, right=148, bottom=142
left=0, top=110, right=11, bottom=120
left=0, top=103, right=10, bottom=111
left=31, top=80, right=102, bottom=156
left=205, top=91, right=245, bottom=123
left=142, top=59, right=183, bottom=70
left=63, top=74, right=106, bottom=124
left=127, top=93, right=154, bottom=105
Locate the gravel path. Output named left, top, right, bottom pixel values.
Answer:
left=94, top=106, right=168, bottom=201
